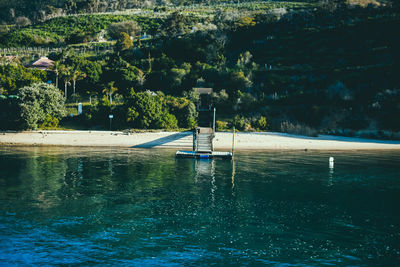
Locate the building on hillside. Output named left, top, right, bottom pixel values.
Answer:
left=194, top=87, right=213, bottom=128
left=194, top=87, right=213, bottom=111
left=28, top=57, right=57, bottom=86
left=29, top=57, right=54, bottom=71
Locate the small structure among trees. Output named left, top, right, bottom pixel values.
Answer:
left=29, top=57, right=54, bottom=71
left=194, top=88, right=213, bottom=111
left=194, top=87, right=213, bottom=127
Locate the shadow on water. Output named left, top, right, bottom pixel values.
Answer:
left=131, top=132, right=193, bottom=148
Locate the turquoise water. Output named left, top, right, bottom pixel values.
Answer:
left=0, top=147, right=399, bottom=265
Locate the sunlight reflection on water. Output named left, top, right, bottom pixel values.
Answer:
left=0, top=147, right=399, bottom=265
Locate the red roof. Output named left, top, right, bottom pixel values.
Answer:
left=31, top=57, right=54, bottom=70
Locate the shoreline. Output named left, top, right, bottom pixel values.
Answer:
left=1, top=130, right=400, bottom=150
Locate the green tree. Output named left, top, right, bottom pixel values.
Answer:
left=17, top=83, right=67, bottom=130
left=165, top=95, right=197, bottom=128
left=125, top=90, right=178, bottom=129
left=50, top=61, right=62, bottom=88
left=115, top=32, right=133, bottom=52
left=66, top=30, right=91, bottom=44
left=256, top=116, right=267, bottom=130
left=169, top=62, right=191, bottom=92
left=102, top=56, right=142, bottom=95
left=59, top=64, right=72, bottom=98
left=107, top=21, right=141, bottom=39
left=81, top=60, right=102, bottom=85
left=0, top=63, right=46, bottom=95
left=71, top=69, right=86, bottom=95
left=102, top=82, right=118, bottom=106
left=163, top=12, right=191, bottom=37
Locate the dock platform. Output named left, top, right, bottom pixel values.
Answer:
left=175, top=90, right=234, bottom=159
left=176, top=150, right=232, bottom=159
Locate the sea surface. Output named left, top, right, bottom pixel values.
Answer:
left=0, top=147, right=399, bottom=266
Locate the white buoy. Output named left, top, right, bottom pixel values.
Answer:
left=329, top=157, right=334, bottom=168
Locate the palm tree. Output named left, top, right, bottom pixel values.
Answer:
left=59, top=64, right=72, bottom=99
left=71, top=69, right=86, bottom=95
left=137, top=69, right=146, bottom=87
left=102, top=82, right=118, bottom=106
left=87, top=91, right=98, bottom=105
left=50, top=61, right=62, bottom=88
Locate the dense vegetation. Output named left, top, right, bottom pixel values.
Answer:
left=0, top=0, right=399, bottom=138
left=0, top=0, right=319, bottom=25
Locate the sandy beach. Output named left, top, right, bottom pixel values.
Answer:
left=1, top=130, right=400, bottom=150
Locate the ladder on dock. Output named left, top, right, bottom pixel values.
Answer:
left=176, top=125, right=232, bottom=159
left=175, top=87, right=233, bottom=159
left=194, top=127, right=214, bottom=153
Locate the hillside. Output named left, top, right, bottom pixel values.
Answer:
left=0, top=0, right=399, bottom=137
left=0, top=1, right=316, bottom=47
left=0, top=0, right=318, bottom=24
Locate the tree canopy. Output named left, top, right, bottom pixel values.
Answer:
left=17, top=83, right=67, bottom=129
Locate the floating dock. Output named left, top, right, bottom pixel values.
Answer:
left=175, top=88, right=234, bottom=160
left=175, top=150, right=233, bottom=159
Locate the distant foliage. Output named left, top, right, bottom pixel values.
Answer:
left=15, top=16, right=31, bottom=27
left=115, top=32, right=133, bottom=52
left=280, top=121, right=318, bottom=137
left=107, top=21, right=141, bottom=39
left=0, top=15, right=161, bottom=47
left=162, top=12, right=196, bottom=37
left=2, top=28, right=62, bottom=46
left=0, top=64, right=47, bottom=95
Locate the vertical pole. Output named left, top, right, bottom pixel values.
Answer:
left=193, top=130, right=196, bottom=151
left=232, top=126, right=235, bottom=154
left=110, top=118, right=112, bottom=131
left=213, top=107, right=216, bottom=133
left=196, top=128, right=199, bottom=152
left=212, top=108, right=216, bottom=152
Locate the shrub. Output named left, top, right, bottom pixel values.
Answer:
left=39, top=115, right=59, bottom=129
left=216, top=120, right=228, bottom=131
left=79, top=104, right=99, bottom=127
left=230, top=115, right=246, bottom=131
left=0, top=96, right=20, bottom=130
left=0, top=64, right=47, bottom=95
left=66, top=30, right=91, bottom=44
left=125, top=91, right=178, bottom=129
left=280, top=121, right=318, bottom=137
left=17, top=83, right=67, bottom=130
left=166, top=96, right=197, bottom=128
left=255, top=116, right=268, bottom=130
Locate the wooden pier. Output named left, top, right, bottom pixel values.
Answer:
left=175, top=88, right=233, bottom=159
